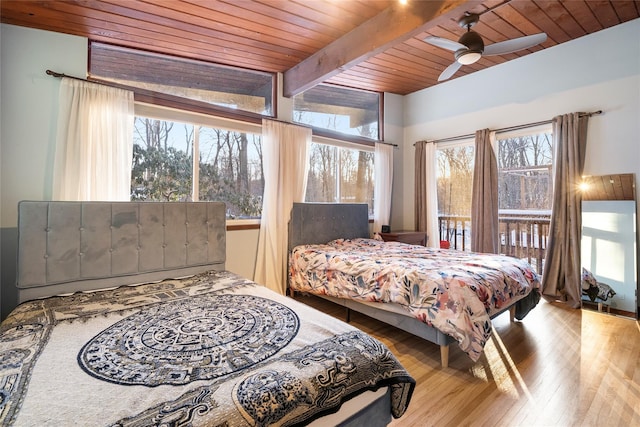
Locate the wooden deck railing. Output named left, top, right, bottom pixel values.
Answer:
left=438, top=212, right=551, bottom=273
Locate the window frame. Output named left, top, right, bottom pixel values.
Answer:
left=133, top=104, right=378, bottom=226
left=133, top=103, right=264, bottom=227
left=495, top=123, right=554, bottom=215
left=306, top=135, right=376, bottom=217
left=292, top=83, right=383, bottom=145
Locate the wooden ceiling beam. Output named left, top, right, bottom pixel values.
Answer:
left=282, top=0, right=481, bottom=97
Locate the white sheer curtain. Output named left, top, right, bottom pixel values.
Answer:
left=423, top=142, right=440, bottom=248
left=52, top=77, right=134, bottom=201
left=373, top=142, right=393, bottom=234
left=414, top=141, right=439, bottom=248
left=254, top=119, right=311, bottom=294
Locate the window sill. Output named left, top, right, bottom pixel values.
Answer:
left=227, top=219, right=260, bottom=231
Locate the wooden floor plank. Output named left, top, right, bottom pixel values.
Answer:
left=292, top=294, right=640, bottom=426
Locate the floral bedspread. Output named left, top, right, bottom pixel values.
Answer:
left=289, top=239, right=541, bottom=361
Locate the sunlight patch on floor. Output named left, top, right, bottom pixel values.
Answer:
left=477, top=330, right=536, bottom=402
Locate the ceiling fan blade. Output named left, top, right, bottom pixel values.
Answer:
left=424, top=36, right=466, bottom=52
left=438, top=61, right=463, bottom=81
left=483, top=33, right=547, bottom=56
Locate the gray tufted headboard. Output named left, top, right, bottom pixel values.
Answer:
left=288, top=203, right=371, bottom=250
left=17, top=201, right=226, bottom=303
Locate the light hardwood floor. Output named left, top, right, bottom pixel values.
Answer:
left=293, top=294, right=640, bottom=427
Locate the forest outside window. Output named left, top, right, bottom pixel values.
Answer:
left=305, top=141, right=375, bottom=216
left=436, top=140, right=475, bottom=251
left=496, top=126, right=553, bottom=273
left=131, top=114, right=264, bottom=220
left=131, top=111, right=376, bottom=221
left=496, top=126, right=554, bottom=214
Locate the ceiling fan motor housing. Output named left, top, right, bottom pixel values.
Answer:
left=455, top=31, right=484, bottom=63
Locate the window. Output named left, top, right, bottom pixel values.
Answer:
left=305, top=141, right=375, bottom=216
left=293, top=84, right=381, bottom=141
left=131, top=112, right=264, bottom=219
left=90, top=42, right=275, bottom=117
left=496, top=127, right=553, bottom=213
left=436, top=140, right=475, bottom=250
left=130, top=108, right=376, bottom=220
left=496, top=126, right=553, bottom=272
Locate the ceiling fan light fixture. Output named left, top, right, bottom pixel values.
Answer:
left=455, top=50, right=482, bottom=65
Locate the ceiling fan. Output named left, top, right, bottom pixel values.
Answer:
left=424, top=12, right=547, bottom=82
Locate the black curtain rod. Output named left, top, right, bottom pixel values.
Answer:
left=46, top=69, right=396, bottom=147
left=423, top=110, right=603, bottom=145
left=46, top=69, right=90, bottom=82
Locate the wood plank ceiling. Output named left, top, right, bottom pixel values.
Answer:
left=2, top=0, right=638, bottom=96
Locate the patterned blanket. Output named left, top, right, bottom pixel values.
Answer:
left=289, top=239, right=541, bottom=361
left=0, top=270, right=414, bottom=426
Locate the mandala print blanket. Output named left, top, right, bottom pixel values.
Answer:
left=0, top=270, right=414, bottom=426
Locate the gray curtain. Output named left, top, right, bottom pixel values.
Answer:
left=415, top=140, right=428, bottom=231
left=541, top=113, right=589, bottom=308
left=471, top=129, right=499, bottom=253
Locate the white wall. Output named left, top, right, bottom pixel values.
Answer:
left=1, top=24, right=88, bottom=226
left=401, top=18, right=640, bottom=230
left=1, top=24, right=89, bottom=317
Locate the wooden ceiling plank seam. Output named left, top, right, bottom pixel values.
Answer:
left=289, top=0, right=390, bottom=19
left=327, top=73, right=418, bottom=95
left=480, top=5, right=554, bottom=56
left=183, top=0, right=337, bottom=45
left=522, top=1, right=584, bottom=40
left=508, top=1, right=572, bottom=44
left=348, top=60, right=442, bottom=88
left=610, top=0, right=640, bottom=20
left=136, top=0, right=331, bottom=51
left=330, top=62, right=433, bottom=86
left=98, top=0, right=315, bottom=57
left=480, top=11, right=531, bottom=41
left=558, top=0, right=603, bottom=34
left=226, top=0, right=352, bottom=38
left=342, top=61, right=472, bottom=89
left=585, top=0, right=624, bottom=28
left=254, top=0, right=386, bottom=35
left=371, top=49, right=481, bottom=78
left=63, top=0, right=309, bottom=65
left=4, top=0, right=301, bottom=69
left=367, top=50, right=459, bottom=77
left=388, top=42, right=461, bottom=68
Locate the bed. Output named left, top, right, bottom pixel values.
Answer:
left=288, top=203, right=541, bottom=368
left=0, top=201, right=414, bottom=426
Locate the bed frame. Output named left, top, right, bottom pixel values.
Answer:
left=16, top=201, right=227, bottom=303
left=288, top=202, right=519, bottom=368
left=14, top=200, right=395, bottom=426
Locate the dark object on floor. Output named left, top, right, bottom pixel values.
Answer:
left=581, top=268, right=616, bottom=302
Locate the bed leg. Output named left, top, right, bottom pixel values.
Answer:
left=509, top=306, right=516, bottom=322
left=289, top=288, right=295, bottom=298
left=440, top=345, right=449, bottom=369
left=346, top=308, right=351, bottom=323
